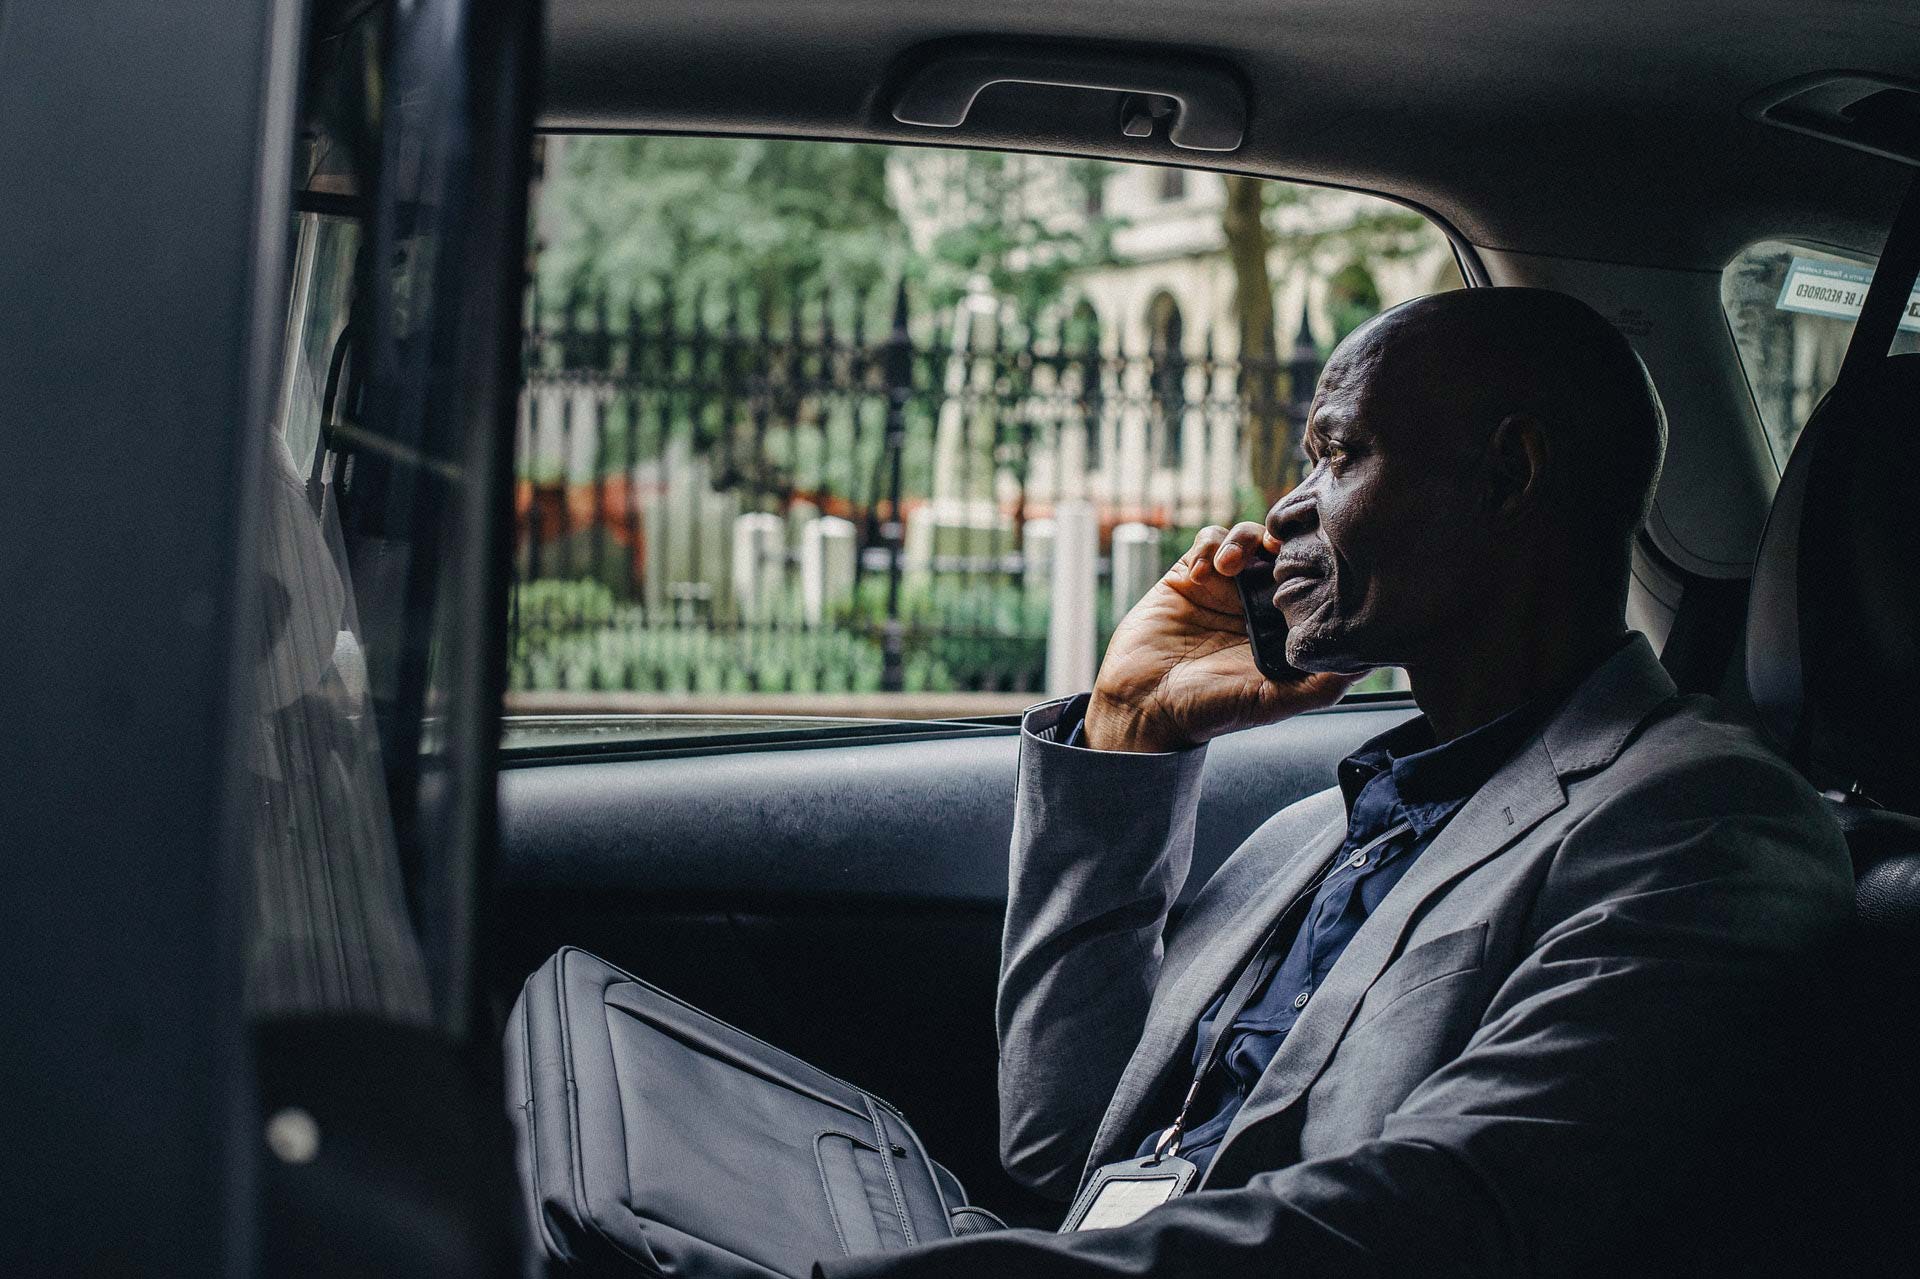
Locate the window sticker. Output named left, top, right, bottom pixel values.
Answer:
left=1775, top=256, right=1920, bottom=331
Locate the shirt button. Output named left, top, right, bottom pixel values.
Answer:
left=1293, top=990, right=1311, bottom=1009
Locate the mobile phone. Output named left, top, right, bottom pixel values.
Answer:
left=1235, top=554, right=1309, bottom=683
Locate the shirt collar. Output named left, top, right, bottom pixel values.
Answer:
left=1337, top=634, right=1636, bottom=828
left=1336, top=708, right=1528, bottom=838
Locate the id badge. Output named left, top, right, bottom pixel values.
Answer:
left=1059, top=1155, right=1198, bottom=1232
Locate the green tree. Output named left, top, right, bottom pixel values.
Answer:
left=901, top=151, right=1123, bottom=319
left=1219, top=180, right=1450, bottom=503
left=538, top=140, right=1119, bottom=330
left=536, top=136, right=908, bottom=316
left=1221, top=175, right=1286, bottom=503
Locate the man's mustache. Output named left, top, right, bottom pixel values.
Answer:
left=1270, top=544, right=1335, bottom=583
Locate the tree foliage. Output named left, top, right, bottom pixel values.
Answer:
left=896, top=151, right=1123, bottom=318
left=1221, top=174, right=1288, bottom=501
left=1219, top=178, right=1451, bottom=500
left=536, top=138, right=1117, bottom=326
left=536, top=136, right=907, bottom=316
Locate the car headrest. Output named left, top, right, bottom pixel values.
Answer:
left=1747, top=351, right=1920, bottom=814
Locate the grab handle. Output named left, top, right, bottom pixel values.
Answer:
left=891, top=42, right=1246, bottom=152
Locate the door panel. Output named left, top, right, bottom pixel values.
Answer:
left=494, top=702, right=1410, bottom=1222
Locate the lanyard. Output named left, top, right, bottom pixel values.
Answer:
left=1151, top=819, right=1415, bottom=1162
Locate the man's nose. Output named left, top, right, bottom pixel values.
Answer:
left=1267, top=489, right=1317, bottom=545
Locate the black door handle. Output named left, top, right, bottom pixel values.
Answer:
left=891, top=41, right=1247, bottom=153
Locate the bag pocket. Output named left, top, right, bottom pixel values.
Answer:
left=815, top=1132, right=915, bottom=1256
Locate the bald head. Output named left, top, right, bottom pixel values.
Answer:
left=1267, top=287, right=1667, bottom=684
left=1327, top=288, right=1667, bottom=566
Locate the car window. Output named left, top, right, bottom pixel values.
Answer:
left=1721, top=239, right=1920, bottom=466
left=506, top=139, right=1456, bottom=747
left=247, top=0, right=525, bottom=1026
left=245, top=3, right=434, bottom=1023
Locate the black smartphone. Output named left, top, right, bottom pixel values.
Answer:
left=1235, top=554, right=1309, bottom=683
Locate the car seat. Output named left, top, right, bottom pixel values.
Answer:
left=1743, top=192, right=1920, bottom=1270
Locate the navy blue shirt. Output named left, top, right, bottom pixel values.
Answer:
left=1065, top=697, right=1560, bottom=1175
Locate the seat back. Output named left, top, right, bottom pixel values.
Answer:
left=1745, top=343, right=1920, bottom=1268
left=1747, top=354, right=1920, bottom=810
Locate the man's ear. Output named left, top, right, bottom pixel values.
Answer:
left=1482, top=413, right=1547, bottom=520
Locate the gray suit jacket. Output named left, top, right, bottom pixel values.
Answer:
left=823, top=637, right=1852, bottom=1277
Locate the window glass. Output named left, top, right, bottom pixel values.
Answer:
left=247, top=1, right=434, bottom=1023
left=248, top=0, right=520, bottom=1027
left=1721, top=239, right=1920, bottom=465
left=509, top=140, right=1456, bottom=738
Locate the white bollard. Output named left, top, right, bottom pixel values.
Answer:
left=800, top=515, right=857, bottom=627
left=1110, top=521, right=1164, bottom=616
left=663, top=441, right=698, bottom=600
left=903, top=504, right=934, bottom=572
left=731, top=512, right=786, bottom=626
left=568, top=385, right=601, bottom=486
left=1046, top=500, right=1098, bottom=696
left=702, top=487, right=740, bottom=625
left=534, top=381, right=566, bottom=481
left=786, top=499, right=821, bottom=550
left=642, top=497, right=667, bottom=618
left=1021, top=518, right=1054, bottom=606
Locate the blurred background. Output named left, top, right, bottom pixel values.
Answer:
left=507, top=137, right=1468, bottom=717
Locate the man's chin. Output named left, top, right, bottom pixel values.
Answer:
left=1283, top=625, right=1383, bottom=677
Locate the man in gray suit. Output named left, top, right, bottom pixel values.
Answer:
left=820, top=288, right=1852, bottom=1277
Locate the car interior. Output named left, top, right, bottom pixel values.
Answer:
left=6, top=0, right=1919, bottom=1273
left=501, top=0, right=1920, bottom=1249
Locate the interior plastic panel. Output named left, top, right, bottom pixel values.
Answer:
left=1477, top=247, right=1779, bottom=578
left=496, top=703, right=1413, bottom=910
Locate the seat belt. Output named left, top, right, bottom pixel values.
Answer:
left=1834, top=167, right=1920, bottom=393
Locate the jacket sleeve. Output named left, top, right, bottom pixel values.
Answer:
left=993, top=696, right=1210, bottom=1200
left=820, top=746, right=1853, bottom=1278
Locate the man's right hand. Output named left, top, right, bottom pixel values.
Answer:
left=1081, top=522, right=1356, bottom=753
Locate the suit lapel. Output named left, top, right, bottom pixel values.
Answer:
left=1206, top=739, right=1567, bottom=1179
left=1081, top=797, right=1348, bottom=1176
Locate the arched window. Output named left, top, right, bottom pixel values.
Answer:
left=1327, top=261, right=1382, bottom=344
left=1064, top=298, right=1102, bottom=355
left=1146, top=291, right=1187, bottom=466
left=1066, top=299, right=1104, bottom=469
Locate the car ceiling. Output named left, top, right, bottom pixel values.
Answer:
left=542, top=0, right=1920, bottom=273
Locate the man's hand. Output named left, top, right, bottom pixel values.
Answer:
left=1082, top=523, right=1356, bottom=752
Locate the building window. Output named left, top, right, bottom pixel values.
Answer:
left=1327, top=260, right=1382, bottom=344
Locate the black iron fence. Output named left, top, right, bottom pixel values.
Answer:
left=508, top=280, right=1322, bottom=700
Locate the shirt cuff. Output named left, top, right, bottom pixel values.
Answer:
left=1023, top=692, right=1203, bottom=757
left=1023, top=691, right=1092, bottom=745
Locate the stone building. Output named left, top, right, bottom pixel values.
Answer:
left=886, top=151, right=1463, bottom=538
